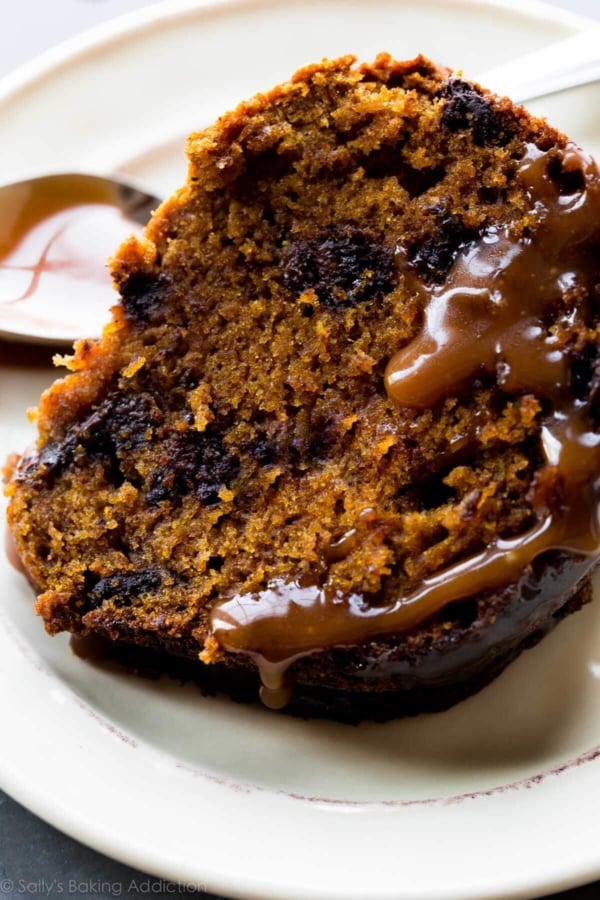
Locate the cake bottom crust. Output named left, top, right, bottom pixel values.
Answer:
left=69, top=551, right=594, bottom=723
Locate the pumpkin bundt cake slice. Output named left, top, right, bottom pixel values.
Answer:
left=6, top=54, right=600, bottom=720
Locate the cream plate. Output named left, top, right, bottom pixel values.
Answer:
left=2, top=1, right=600, bottom=898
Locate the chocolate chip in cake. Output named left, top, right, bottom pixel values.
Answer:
left=24, top=436, right=78, bottom=483
left=24, top=392, right=163, bottom=488
left=441, top=79, right=514, bottom=146
left=75, top=391, right=163, bottom=485
left=282, top=226, right=395, bottom=308
left=119, top=271, right=171, bottom=322
left=409, top=213, right=477, bottom=282
left=85, top=392, right=163, bottom=458
left=148, top=430, right=240, bottom=506
left=87, top=567, right=163, bottom=610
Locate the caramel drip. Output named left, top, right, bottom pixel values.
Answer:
left=385, top=143, right=600, bottom=406
left=210, top=142, right=600, bottom=705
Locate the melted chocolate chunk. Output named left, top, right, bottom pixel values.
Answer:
left=23, top=437, right=78, bottom=483
left=119, top=271, right=170, bottom=322
left=88, top=567, right=163, bottom=610
left=83, top=392, right=163, bottom=485
left=441, top=80, right=514, bottom=147
left=21, top=393, right=163, bottom=487
left=84, top=392, right=163, bottom=458
left=148, top=430, right=240, bottom=506
left=410, top=213, right=477, bottom=282
left=282, top=226, right=395, bottom=308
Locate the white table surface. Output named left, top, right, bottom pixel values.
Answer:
left=1, top=2, right=600, bottom=900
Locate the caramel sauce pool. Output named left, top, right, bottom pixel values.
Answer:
left=210, top=141, right=600, bottom=708
left=0, top=174, right=141, bottom=340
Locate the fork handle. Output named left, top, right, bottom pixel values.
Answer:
left=474, top=24, right=600, bottom=104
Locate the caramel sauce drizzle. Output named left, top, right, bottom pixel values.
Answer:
left=210, top=142, right=600, bottom=708
left=0, top=174, right=141, bottom=338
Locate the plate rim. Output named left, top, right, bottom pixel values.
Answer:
left=0, top=0, right=594, bottom=125
left=2, top=1, right=600, bottom=898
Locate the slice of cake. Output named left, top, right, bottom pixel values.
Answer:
left=6, top=54, right=600, bottom=721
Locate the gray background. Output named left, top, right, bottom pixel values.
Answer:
left=1, top=1, right=600, bottom=898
